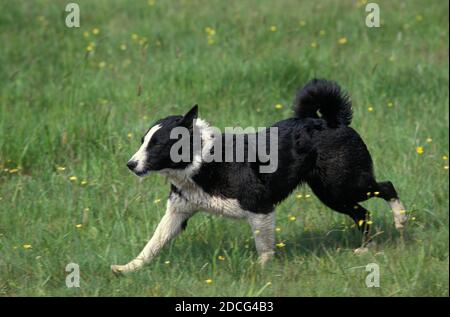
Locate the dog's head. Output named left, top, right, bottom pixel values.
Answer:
left=127, top=105, right=198, bottom=176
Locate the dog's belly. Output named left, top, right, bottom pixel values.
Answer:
left=185, top=188, right=249, bottom=219
left=166, top=173, right=249, bottom=219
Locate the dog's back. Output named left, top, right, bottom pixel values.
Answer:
left=191, top=79, right=368, bottom=210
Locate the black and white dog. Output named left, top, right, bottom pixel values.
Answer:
left=111, top=79, right=407, bottom=273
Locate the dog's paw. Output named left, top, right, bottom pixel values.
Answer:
left=354, top=241, right=376, bottom=255
left=111, top=264, right=126, bottom=275
left=390, top=199, right=408, bottom=230
left=353, top=247, right=369, bottom=254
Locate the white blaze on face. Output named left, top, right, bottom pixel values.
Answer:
left=130, top=124, right=162, bottom=172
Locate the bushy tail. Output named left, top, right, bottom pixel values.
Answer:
left=293, top=79, right=352, bottom=127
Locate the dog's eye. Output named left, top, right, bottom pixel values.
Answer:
left=149, top=138, right=160, bottom=146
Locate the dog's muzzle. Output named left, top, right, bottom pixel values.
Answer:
left=126, top=160, right=138, bottom=171
left=127, top=160, right=150, bottom=176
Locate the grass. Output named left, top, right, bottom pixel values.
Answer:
left=0, top=0, right=448, bottom=296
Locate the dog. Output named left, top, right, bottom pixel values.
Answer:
left=111, top=79, right=407, bottom=273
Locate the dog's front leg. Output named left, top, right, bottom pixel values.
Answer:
left=111, top=198, right=194, bottom=274
left=248, top=211, right=275, bottom=266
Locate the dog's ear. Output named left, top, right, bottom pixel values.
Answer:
left=180, top=104, right=198, bottom=127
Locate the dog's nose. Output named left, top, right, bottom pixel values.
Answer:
left=127, top=160, right=138, bottom=170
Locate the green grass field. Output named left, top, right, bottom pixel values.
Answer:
left=0, top=0, right=448, bottom=296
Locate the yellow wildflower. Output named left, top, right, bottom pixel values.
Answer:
left=270, top=26, right=277, bottom=32
left=296, top=194, right=302, bottom=199
left=338, top=37, right=348, bottom=45
left=305, top=194, right=311, bottom=198
left=205, top=279, right=213, bottom=284
left=56, top=166, right=66, bottom=172
left=276, top=242, right=286, bottom=248
left=86, top=43, right=95, bottom=52
left=127, top=133, right=133, bottom=139
left=368, top=106, right=374, bottom=112
left=289, top=216, right=296, bottom=221
left=356, top=0, right=368, bottom=8
left=98, top=61, right=106, bottom=68
left=165, top=260, right=170, bottom=265
left=358, top=220, right=365, bottom=227
left=92, top=28, right=100, bottom=35
left=80, top=180, right=88, bottom=186
left=9, top=168, right=19, bottom=174
left=387, top=101, right=394, bottom=107
left=131, top=33, right=139, bottom=41
left=205, top=27, right=216, bottom=36
left=218, top=255, right=225, bottom=261
left=69, top=176, right=78, bottom=182
left=139, top=38, right=148, bottom=46
left=75, top=224, right=83, bottom=229
left=275, top=227, right=281, bottom=232
left=83, top=31, right=90, bottom=38
left=310, top=42, right=318, bottom=48
left=442, top=155, right=448, bottom=161
left=416, top=146, right=424, bottom=155
left=120, top=44, right=127, bottom=51
left=23, top=244, right=32, bottom=250
left=275, top=104, right=283, bottom=109
left=154, top=198, right=161, bottom=204
left=426, top=138, right=432, bottom=143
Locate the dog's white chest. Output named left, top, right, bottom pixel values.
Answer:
left=166, top=173, right=248, bottom=219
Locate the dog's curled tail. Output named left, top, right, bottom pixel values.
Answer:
left=293, top=79, right=352, bottom=127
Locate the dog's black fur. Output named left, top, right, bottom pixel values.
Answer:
left=137, top=79, right=402, bottom=243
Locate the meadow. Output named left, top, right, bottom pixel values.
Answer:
left=0, top=0, right=448, bottom=296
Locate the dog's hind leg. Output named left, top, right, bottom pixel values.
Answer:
left=248, top=211, right=275, bottom=266
left=375, top=181, right=407, bottom=230
left=111, top=195, right=195, bottom=274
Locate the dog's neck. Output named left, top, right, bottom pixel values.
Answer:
left=160, top=117, right=215, bottom=189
